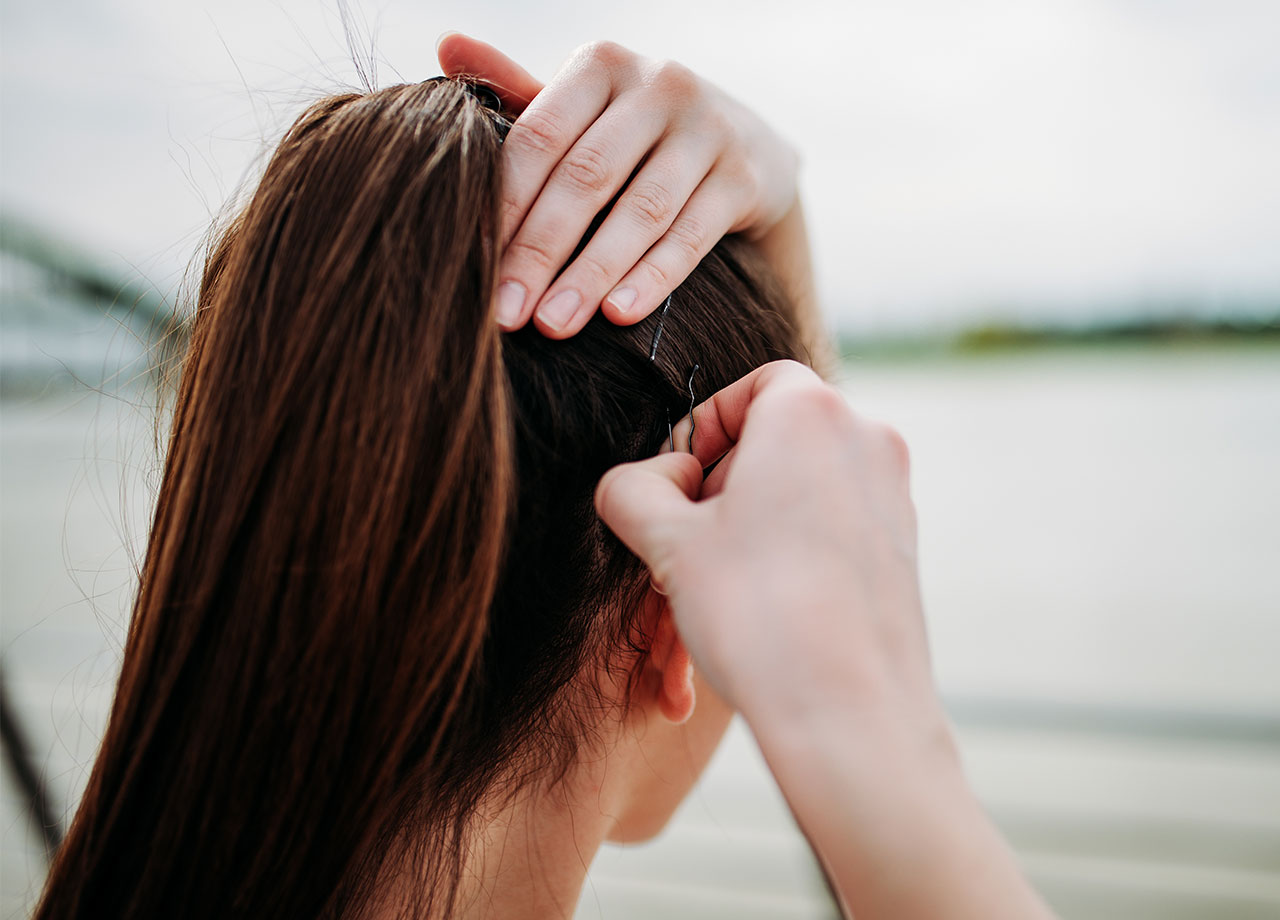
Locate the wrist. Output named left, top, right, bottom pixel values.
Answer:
left=743, top=667, right=971, bottom=854
left=748, top=685, right=963, bottom=801
left=733, top=615, right=954, bottom=772
left=747, top=695, right=1054, bottom=920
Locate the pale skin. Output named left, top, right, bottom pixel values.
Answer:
left=429, top=35, right=1055, bottom=920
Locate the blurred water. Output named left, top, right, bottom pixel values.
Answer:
left=839, top=344, right=1280, bottom=713
left=3, top=344, right=1279, bottom=919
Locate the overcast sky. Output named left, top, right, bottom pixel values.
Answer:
left=3, top=0, right=1278, bottom=334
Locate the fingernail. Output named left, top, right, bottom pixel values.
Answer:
left=538, top=289, right=581, bottom=331
left=606, top=286, right=638, bottom=315
left=495, top=281, right=526, bottom=327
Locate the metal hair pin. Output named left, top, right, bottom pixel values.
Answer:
left=650, top=293, right=676, bottom=451
left=648, top=293, right=672, bottom=361
left=647, top=293, right=700, bottom=455
left=685, top=364, right=700, bottom=454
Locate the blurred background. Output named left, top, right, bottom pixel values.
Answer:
left=2, top=1, right=1278, bottom=918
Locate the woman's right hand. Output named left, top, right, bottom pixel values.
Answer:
left=595, top=360, right=934, bottom=733
left=595, top=361, right=1056, bottom=920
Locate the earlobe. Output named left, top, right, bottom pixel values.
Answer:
left=651, top=611, right=696, bottom=725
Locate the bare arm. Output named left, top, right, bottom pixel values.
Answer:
left=761, top=705, right=1053, bottom=919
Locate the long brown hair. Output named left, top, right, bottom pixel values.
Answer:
left=37, top=79, right=805, bottom=919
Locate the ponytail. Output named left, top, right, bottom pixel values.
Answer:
left=38, top=74, right=811, bottom=920
left=37, top=81, right=512, bottom=919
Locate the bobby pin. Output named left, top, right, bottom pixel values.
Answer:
left=648, top=294, right=673, bottom=361
left=685, top=364, right=700, bottom=454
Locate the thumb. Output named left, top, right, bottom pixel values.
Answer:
left=435, top=32, right=544, bottom=114
left=595, top=452, right=703, bottom=571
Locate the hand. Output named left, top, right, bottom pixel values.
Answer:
left=437, top=34, right=800, bottom=337
left=594, top=360, right=933, bottom=731
left=594, top=362, right=1057, bottom=920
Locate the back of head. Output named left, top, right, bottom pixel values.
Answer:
left=37, top=79, right=806, bottom=920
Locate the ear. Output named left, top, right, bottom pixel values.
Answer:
left=648, top=608, right=696, bottom=725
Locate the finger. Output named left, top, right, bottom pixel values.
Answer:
left=490, top=60, right=623, bottom=330
left=594, top=452, right=704, bottom=570
left=531, top=135, right=718, bottom=337
left=499, top=42, right=632, bottom=249
left=699, top=444, right=738, bottom=499
left=435, top=32, right=544, bottom=113
left=669, top=360, right=821, bottom=466
left=505, top=99, right=668, bottom=336
left=602, top=167, right=742, bottom=326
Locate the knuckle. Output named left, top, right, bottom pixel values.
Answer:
left=881, top=424, right=912, bottom=475
left=625, top=181, right=676, bottom=229
left=856, top=417, right=911, bottom=477
left=636, top=256, right=674, bottom=290
left=804, top=382, right=851, bottom=420
left=765, top=358, right=813, bottom=376
left=508, top=108, right=567, bottom=158
left=498, top=195, right=524, bottom=230
left=582, top=39, right=629, bottom=70
left=704, top=109, right=735, bottom=141
left=650, top=59, right=698, bottom=98
left=723, top=155, right=761, bottom=199
left=567, top=249, right=614, bottom=286
left=557, top=142, right=615, bottom=196
left=506, top=231, right=560, bottom=273
left=664, top=213, right=710, bottom=259
left=760, top=359, right=820, bottom=389
left=772, top=381, right=849, bottom=433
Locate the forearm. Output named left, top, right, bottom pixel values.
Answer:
left=752, top=704, right=1056, bottom=920
left=751, top=196, right=837, bottom=377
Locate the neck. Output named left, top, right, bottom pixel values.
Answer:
left=366, top=764, right=620, bottom=920
left=455, top=776, right=616, bottom=920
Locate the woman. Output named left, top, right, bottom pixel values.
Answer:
left=37, top=35, right=1051, bottom=920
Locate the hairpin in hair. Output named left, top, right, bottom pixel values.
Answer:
left=649, top=293, right=676, bottom=451
left=685, top=364, right=700, bottom=454
left=648, top=293, right=673, bottom=361
left=647, top=293, right=700, bottom=455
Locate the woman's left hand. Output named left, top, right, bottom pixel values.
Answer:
left=437, top=33, right=800, bottom=338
